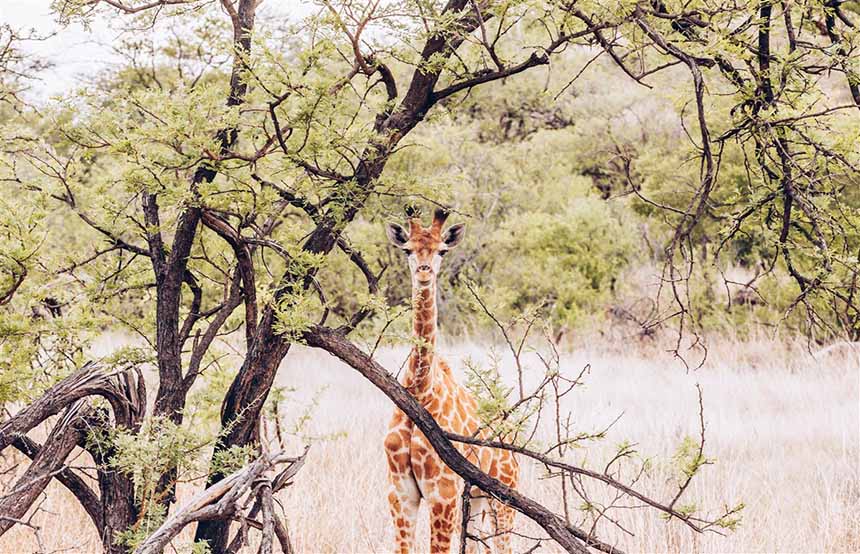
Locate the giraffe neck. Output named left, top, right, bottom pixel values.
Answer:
left=408, top=282, right=437, bottom=401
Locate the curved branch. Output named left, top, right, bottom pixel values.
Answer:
left=302, top=325, right=622, bottom=554
left=0, top=362, right=143, bottom=453
left=201, top=210, right=258, bottom=345
left=11, top=435, right=103, bottom=535
left=0, top=402, right=93, bottom=537
left=88, top=0, right=198, bottom=14
left=431, top=52, right=550, bottom=103
left=0, top=267, right=25, bottom=306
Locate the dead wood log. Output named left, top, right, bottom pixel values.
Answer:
left=0, top=362, right=145, bottom=553
left=225, top=447, right=306, bottom=554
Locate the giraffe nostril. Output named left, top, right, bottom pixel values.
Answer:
left=417, top=265, right=431, bottom=272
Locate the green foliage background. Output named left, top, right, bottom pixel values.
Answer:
left=3, top=8, right=860, bottom=376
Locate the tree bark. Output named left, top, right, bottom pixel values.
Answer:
left=0, top=362, right=113, bottom=453
left=0, top=402, right=92, bottom=537
left=150, top=0, right=259, bottom=512
left=151, top=0, right=258, bottom=423
left=11, top=435, right=103, bottom=535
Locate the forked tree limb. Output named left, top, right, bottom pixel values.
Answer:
left=224, top=447, right=307, bottom=553
left=0, top=401, right=93, bottom=537
left=11, top=435, right=103, bottom=535
left=0, top=363, right=144, bottom=553
left=302, top=325, right=623, bottom=554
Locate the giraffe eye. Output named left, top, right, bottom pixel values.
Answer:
left=403, top=249, right=412, bottom=256
left=438, top=250, right=447, bottom=257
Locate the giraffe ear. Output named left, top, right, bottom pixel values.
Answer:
left=441, top=223, right=465, bottom=248
left=386, top=223, right=409, bottom=248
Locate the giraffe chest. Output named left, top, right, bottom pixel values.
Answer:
left=385, top=368, right=488, bottom=498
left=385, top=404, right=480, bottom=498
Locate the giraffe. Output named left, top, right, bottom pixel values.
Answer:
left=383, top=207, right=520, bottom=554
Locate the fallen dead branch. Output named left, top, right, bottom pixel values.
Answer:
left=133, top=448, right=307, bottom=554
left=0, top=362, right=142, bottom=453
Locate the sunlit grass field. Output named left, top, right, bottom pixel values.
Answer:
left=2, top=337, right=858, bottom=553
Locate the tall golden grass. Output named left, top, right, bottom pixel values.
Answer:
left=2, top=336, right=858, bottom=553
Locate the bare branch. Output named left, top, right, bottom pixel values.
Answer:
left=0, top=401, right=93, bottom=537
left=0, top=362, right=143, bottom=453
left=303, top=324, right=621, bottom=554
left=134, top=450, right=305, bottom=554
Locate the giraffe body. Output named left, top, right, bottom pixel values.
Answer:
left=383, top=210, right=519, bottom=554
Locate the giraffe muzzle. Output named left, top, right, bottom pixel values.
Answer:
left=415, top=266, right=434, bottom=286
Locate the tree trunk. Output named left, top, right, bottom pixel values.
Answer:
left=193, top=309, right=291, bottom=552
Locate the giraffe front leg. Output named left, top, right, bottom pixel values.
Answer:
left=425, top=473, right=462, bottom=554
left=489, top=500, right=516, bottom=554
left=387, top=479, right=420, bottom=554
left=428, top=496, right=459, bottom=554
left=385, top=425, right=420, bottom=554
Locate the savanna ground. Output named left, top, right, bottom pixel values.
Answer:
left=3, top=336, right=858, bottom=554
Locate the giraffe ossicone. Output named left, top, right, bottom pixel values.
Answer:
left=383, top=207, right=520, bottom=554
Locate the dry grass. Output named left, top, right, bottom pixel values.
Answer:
left=2, top=337, right=858, bottom=554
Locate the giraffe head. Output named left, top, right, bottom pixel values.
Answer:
left=386, top=207, right=465, bottom=290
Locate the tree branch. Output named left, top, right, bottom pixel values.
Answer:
left=0, top=402, right=93, bottom=537
left=302, top=325, right=622, bottom=554
left=11, top=435, right=103, bottom=536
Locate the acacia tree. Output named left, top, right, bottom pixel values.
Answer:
left=0, top=0, right=858, bottom=552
